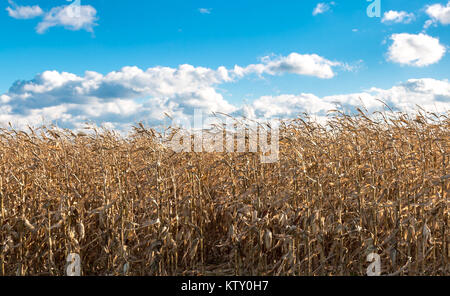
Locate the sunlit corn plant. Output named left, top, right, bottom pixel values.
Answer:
left=0, top=107, right=448, bottom=276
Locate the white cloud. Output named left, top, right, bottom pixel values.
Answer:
left=313, top=3, right=327, bottom=15
left=0, top=95, right=11, bottom=104
left=381, top=10, right=415, bottom=24
left=0, top=52, right=342, bottom=130
left=1, top=52, right=341, bottom=129
left=2, top=54, right=447, bottom=132
left=2, top=70, right=449, bottom=132
left=0, top=64, right=239, bottom=130
left=387, top=33, right=446, bottom=67
left=250, top=94, right=334, bottom=118
left=235, top=53, right=342, bottom=79
left=369, top=78, right=450, bottom=110
left=1, top=53, right=340, bottom=127
left=424, top=1, right=450, bottom=28
left=244, top=78, right=450, bottom=119
left=199, top=8, right=211, bottom=14
left=36, top=4, right=98, bottom=33
left=312, top=2, right=333, bottom=16
left=6, top=0, right=43, bottom=19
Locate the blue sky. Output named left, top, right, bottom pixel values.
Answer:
left=0, top=0, right=449, bottom=130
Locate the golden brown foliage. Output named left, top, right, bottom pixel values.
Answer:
left=0, top=109, right=448, bottom=276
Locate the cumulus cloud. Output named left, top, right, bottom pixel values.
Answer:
left=312, top=2, right=334, bottom=16
left=369, top=78, right=450, bottom=111
left=2, top=72, right=449, bottom=132
left=244, top=78, right=450, bottom=120
left=6, top=0, right=43, bottom=19
left=2, top=55, right=447, bottom=132
left=235, top=53, right=342, bottom=79
left=0, top=64, right=239, bottom=130
left=36, top=3, right=98, bottom=33
left=0, top=52, right=342, bottom=130
left=381, top=10, right=415, bottom=24
left=6, top=1, right=98, bottom=33
left=1, top=52, right=342, bottom=125
left=0, top=95, right=11, bottom=104
left=0, top=52, right=342, bottom=121
left=424, top=1, right=450, bottom=28
left=248, top=94, right=335, bottom=118
left=1, top=54, right=338, bottom=127
left=387, top=33, right=446, bottom=67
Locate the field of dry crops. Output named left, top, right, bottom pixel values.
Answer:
left=0, top=108, right=448, bottom=276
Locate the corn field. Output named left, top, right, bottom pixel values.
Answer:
left=0, top=108, right=448, bottom=276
